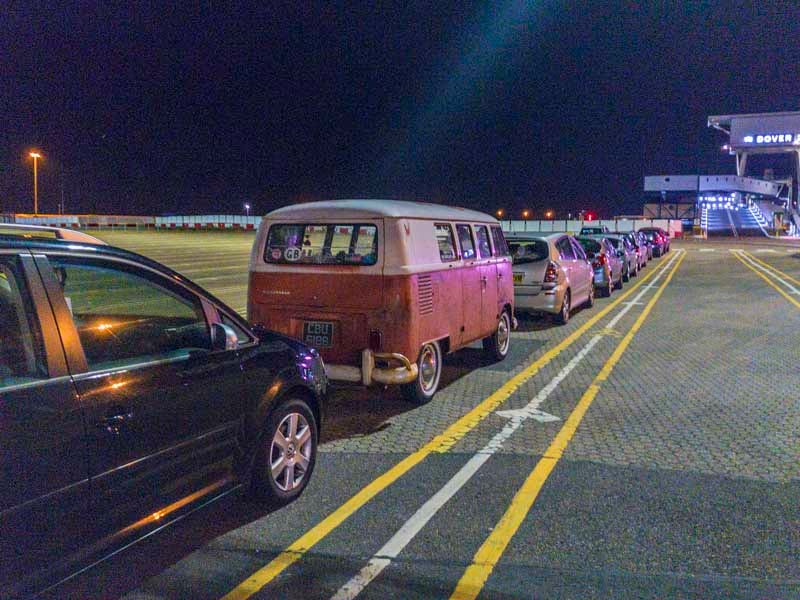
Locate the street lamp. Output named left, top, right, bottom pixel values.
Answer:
left=29, top=152, right=42, bottom=215
left=496, top=208, right=504, bottom=218
left=522, top=209, right=530, bottom=219
left=545, top=210, right=554, bottom=219
left=244, top=203, right=251, bottom=217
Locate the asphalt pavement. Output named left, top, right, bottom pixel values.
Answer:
left=53, top=232, right=799, bottom=600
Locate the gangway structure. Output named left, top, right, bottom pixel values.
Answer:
left=644, top=111, right=800, bottom=237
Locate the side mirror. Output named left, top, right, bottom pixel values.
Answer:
left=211, top=323, right=239, bottom=351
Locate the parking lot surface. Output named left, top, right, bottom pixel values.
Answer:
left=54, top=232, right=799, bottom=599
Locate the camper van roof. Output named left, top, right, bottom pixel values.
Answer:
left=266, top=199, right=499, bottom=223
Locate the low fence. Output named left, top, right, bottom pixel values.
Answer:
left=5, top=214, right=682, bottom=237
left=499, top=218, right=682, bottom=237
left=155, top=215, right=262, bottom=230
left=5, top=214, right=263, bottom=230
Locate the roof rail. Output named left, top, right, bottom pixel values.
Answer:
left=0, top=223, right=107, bottom=245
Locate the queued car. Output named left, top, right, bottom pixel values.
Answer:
left=638, top=227, right=669, bottom=256
left=636, top=230, right=653, bottom=260
left=619, top=231, right=647, bottom=270
left=248, top=200, right=514, bottom=404
left=579, top=225, right=610, bottom=236
left=507, top=232, right=594, bottom=324
left=0, top=227, right=327, bottom=598
left=577, top=236, right=624, bottom=296
left=604, top=234, right=638, bottom=281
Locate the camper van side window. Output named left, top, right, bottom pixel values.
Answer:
left=456, top=224, right=476, bottom=260
left=475, top=225, right=492, bottom=258
left=435, top=223, right=458, bottom=262
left=490, top=226, right=510, bottom=257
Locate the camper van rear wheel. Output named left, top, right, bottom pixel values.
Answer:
left=482, top=310, right=511, bottom=361
left=401, top=341, right=442, bottom=404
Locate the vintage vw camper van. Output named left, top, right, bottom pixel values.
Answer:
left=247, top=200, right=515, bottom=403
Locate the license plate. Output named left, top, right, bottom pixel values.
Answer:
left=303, top=321, right=334, bottom=347
left=513, top=273, right=524, bottom=283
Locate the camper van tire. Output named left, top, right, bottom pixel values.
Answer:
left=401, top=341, right=442, bottom=404
left=482, top=310, right=511, bottom=361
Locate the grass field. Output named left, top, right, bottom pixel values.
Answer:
left=93, top=230, right=256, bottom=315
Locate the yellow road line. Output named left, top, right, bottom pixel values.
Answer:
left=741, top=250, right=800, bottom=287
left=734, top=252, right=800, bottom=310
left=219, top=256, right=678, bottom=600
left=450, top=251, right=686, bottom=600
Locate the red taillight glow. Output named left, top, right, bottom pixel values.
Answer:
left=544, top=262, right=559, bottom=283
left=592, top=253, right=608, bottom=269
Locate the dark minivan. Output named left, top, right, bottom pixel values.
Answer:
left=0, top=230, right=327, bottom=597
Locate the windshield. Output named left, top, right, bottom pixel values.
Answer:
left=509, top=240, right=549, bottom=264
left=577, top=238, right=602, bottom=254
left=265, top=223, right=378, bottom=265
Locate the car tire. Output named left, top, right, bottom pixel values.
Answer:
left=602, top=277, right=613, bottom=297
left=401, top=341, right=442, bottom=404
left=585, top=284, right=595, bottom=308
left=614, top=276, right=623, bottom=291
left=250, top=397, right=318, bottom=507
left=483, top=310, right=511, bottom=362
left=555, top=290, right=571, bottom=325
left=622, top=265, right=630, bottom=282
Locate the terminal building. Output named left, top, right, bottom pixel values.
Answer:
left=644, top=111, right=800, bottom=237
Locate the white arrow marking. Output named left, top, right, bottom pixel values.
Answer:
left=496, top=407, right=560, bottom=422
left=331, top=250, right=685, bottom=600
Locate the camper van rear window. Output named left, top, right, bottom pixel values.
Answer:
left=265, top=223, right=379, bottom=266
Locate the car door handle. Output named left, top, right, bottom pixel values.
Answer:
left=99, top=408, right=133, bottom=435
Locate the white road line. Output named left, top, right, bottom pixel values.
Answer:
left=698, top=248, right=716, bottom=252
left=330, top=251, right=683, bottom=600
left=733, top=250, right=800, bottom=295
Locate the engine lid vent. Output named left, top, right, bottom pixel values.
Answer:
left=418, top=275, right=434, bottom=315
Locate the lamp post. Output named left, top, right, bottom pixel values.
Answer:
left=29, top=152, right=41, bottom=215
left=522, top=209, right=530, bottom=219
left=244, top=203, right=251, bottom=217
left=545, top=210, right=554, bottom=220
left=496, top=208, right=504, bottom=218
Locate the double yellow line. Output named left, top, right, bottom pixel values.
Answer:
left=451, top=250, right=685, bottom=599
left=221, top=253, right=683, bottom=600
left=732, top=250, right=800, bottom=310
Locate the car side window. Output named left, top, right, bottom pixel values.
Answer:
left=556, top=237, right=575, bottom=260
left=475, top=225, right=492, bottom=258
left=49, top=258, right=212, bottom=371
left=490, top=226, right=510, bottom=257
left=0, top=258, right=48, bottom=388
left=435, top=223, right=458, bottom=262
left=221, top=312, right=253, bottom=344
left=456, top=224, right=476, bottom=260
left=570, top=238, right=587, bottom=260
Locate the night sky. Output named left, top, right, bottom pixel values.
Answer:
left=2, top=2, right=800, bottom=218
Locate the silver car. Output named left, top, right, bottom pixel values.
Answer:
left=507, top=233, right=595, bottom=324
left=577, top=236, right=624, bottom=297
left=604, top=234, right=638, bottom=281
left=620, top=231, right=647, bottom=270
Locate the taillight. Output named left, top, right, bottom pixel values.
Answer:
left=592, top=254, right=607, bottom=269
left=543, top=262, right=559, bottom=283
left=369, top=329, right=383, bottom=351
